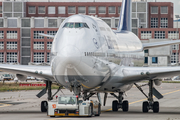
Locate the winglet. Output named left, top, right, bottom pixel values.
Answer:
left=117, top=0, right=132, bottom=32
left=38, top=33, right=55, bottom=38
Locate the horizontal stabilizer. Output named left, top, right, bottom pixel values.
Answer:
left=38, top=33, right=55, bottom=38
left=143, top=40, right=180, bottom=50
left=152, top=87, right=163, bottom=99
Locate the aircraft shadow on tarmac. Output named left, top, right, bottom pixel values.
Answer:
left=0, top=110, right=179, bottom=115
left=104, top=110, right=180, bottom=115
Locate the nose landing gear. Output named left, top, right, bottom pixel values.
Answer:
left=38, top=81, right=63, bottom=112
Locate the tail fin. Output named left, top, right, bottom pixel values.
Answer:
left=117, top=0, right=132, bottom=32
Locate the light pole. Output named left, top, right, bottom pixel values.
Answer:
left=175, top=15, right=180, bottom=65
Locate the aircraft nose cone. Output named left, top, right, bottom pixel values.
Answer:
left=59, top=46, right=81, bottom=67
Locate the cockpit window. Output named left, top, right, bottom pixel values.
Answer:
left=63, top=22, right=89, bottom=29
left=75, top=23, right=83, bottom=28
left=69, top=23, right=74, bottom=28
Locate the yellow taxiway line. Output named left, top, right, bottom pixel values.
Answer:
left=0, top=103, right=12, bottom=108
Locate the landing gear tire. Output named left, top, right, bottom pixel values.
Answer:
left=112, top=100, right=118, bottom=111
left=153, top=101, right=159, bottom=113
left=41, top=101, right=48, bottom=112
left=122, top=100, right=129, bottom=112
left=142, top=101, right=149, bottom=113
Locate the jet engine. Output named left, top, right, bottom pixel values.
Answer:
left=154, top=79, right=162, bottom=86
left=16, top=74, right=27, bottom=81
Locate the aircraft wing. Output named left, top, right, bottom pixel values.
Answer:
left=0, top=64, right=55, bottom=81
left=38, top=33, right=55, bottom=38
left=143, top=40, right=180, bottom=50
left=119, top=66, right=180, bottom=83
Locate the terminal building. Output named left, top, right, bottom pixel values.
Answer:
left=0, top=0, right=178, bottom=66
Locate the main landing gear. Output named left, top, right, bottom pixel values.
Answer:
left=110, top=92, right=129, bottom=112
left=134, top=80, right=162, bottom=113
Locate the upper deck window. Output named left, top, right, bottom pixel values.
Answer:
left=63, top=22, right=89, bottom=28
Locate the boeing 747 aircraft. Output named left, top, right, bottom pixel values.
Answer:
left=1, top=0, right=180, bottom=113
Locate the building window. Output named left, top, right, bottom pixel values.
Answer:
left=168, top=31, right=179, bottom=39
left=68, top=6, right=76, bottom=14
left=118, top=6, right=121, bottom=14
left=152, top=57, right=158, bottom=64
left=144, top=57, right=148, bottom=64
left=7, top=19, right=17, bottom=28
left=160, top=18, right=168, bottom=28
left=47, top=42, right=52, bottom=50
left=34, top=19, right=44, bottom=28
left=141, top=31, right=152, bottom=39
left=33, top=31, right=44, bottom=39
left=151, top=6, right=158, bottom=14
left=7, top=42, right=17, bottom=49
left=47, top=53, right=50, bottom=63
left=14, top=2, right=22, bottom=12
left=33, top=52, right=44, bottom=63
left=172, top=44, right=179, bottom=50
left=88, top=6, right=96, bottom=14
left=115, top=19, right=119, bottom=28
left=47, top=31, right=57, bottom=39
left=161, top=6, right=168, bottom=14
left=102, top=19, right=111, bottom=27
left=78, top=6, right=86, bottom=14
left=98, top=6, right=106, bottom=14
left=108, top=6, right=115, bottom=14
left=171, top=53, right=179, bottom=63
left=0, top=6, right=2, bottom=13
left=7, top=52, right=17, bottom=63
left=144, top=50, right=148, bottom=53
left=151, top=18, right=158, bottom=28
left=21, top=19, right=30, bottom=27
left=154, top=31, right=165, bottom=39
left=137, top=3, right=146, bottom=12
left=38, top=6, right=45, bottom=14
left=0, top=52, right=3, bottom=63
left=0, top=19, right=3, bottom=27
left=0, top=31, right=4, bottom=39
left=33, top=42, right=44, bottom=50
left=0, top=42, right=4, bottom=49
left=28, top=6, right=36, bottom=14
left=48, top=19, right=57, bottom=27
left=48, top=6, right=55, bottom=14
left=58, top=6, right=65, bottom=14
left=7, top=31, right=17, bottom=39
left=132, top=19, right=138, bottom=27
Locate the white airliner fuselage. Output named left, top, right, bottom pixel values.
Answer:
left=51, top=15, right=144, bottom=94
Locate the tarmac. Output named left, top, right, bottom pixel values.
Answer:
left=0, top=83, right=180, bottom=120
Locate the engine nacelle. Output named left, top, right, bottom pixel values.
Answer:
left=154, top=79, right=162, bottom=86
left=16, top=74, right=27, bottom=81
